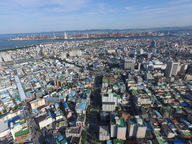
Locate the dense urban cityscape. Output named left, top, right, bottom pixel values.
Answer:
left=0, top=34, right=191, bottom=144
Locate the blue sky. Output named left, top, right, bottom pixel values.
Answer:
left=0, top=0, right=192, bottom=34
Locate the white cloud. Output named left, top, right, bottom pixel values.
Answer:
left=125, top=6, right=135, bottom=11
left=168, top=0, right=191, bottom=5
left=0, top=0, right=90, bottom=14
left=135, top=3, right=192, bottom=16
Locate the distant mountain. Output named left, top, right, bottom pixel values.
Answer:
left=3, top=25, right=192, bottom=35
left=64, top=26, right=192, bottom=33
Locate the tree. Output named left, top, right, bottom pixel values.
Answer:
left=3, top=109, right=7, bottom=113
left=81, top=139, right=85, bottom=144
left=9, top=107, right=13, bottom=111
left=14, top=105, right=18, bottom=110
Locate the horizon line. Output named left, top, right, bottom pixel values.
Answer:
left=1, top=25, right=192, bottom=35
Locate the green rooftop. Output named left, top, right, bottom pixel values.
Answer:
left=58, top=121, right=68, bottom=127
left=141, top=107, right=147, bottom=111
left=119, top=118, right=126, bottom=127
left=154, top=131, right=161, bottom=137
left=15, top=127, right=29, bottom=137
left=51, top=93, right=58, bottom=97
left=111, top=118, right=126, bottom=127
left=130, top=118, right=137, bottom=124
left=132, top=90, right=139, bottom=95
left=157, top=138, right=168, bottom=144
left=20, top=119, right=26, bottom=125
left=56, top=135, right=67, bottom=144
left=182, top=131, right=192, bottom=136
left=85, top=89, right=91, bottom=94
left=103, top=78, right=109, bottom=83
left=117, top=95, right=121, bottom=99
left=113, top=139, right=124, bottom=144
left=63, top=87, right=70, bottom=89
left=136, top=116, right=145, bottom=126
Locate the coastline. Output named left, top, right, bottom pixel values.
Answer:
left=8, top=35, right=170, bottom=41
left=0, top=35, right=176, bottom=51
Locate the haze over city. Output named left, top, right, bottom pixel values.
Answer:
left=0, top=0, right=192, bottom=34
left=1, top=0, right=192, bottom=144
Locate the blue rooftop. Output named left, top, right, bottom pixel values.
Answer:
left=181, top=102, right=188, bottom=107
left=106, top=140, right=112, bottom=144
left=171, top=140, right=186, bottom=144
left=13, top=123, right=20, bottom=127
left=63, top=101, right=69, bottom=108
left=58, top=135, right=64, bottom=141
left=145, top=122, right=153, bottom=131
left=8, top=115, right=20, bottom=128
left=70, top=91, right=76, bottom=96
left=76, top=103, right=87, bottom=110
left=154, top=110, right=162, bottom=117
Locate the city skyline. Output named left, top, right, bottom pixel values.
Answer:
left=0, top=0, right=192, bottom=34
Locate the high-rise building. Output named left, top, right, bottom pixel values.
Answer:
left=178, top=64, right=188, bottom=75
left=99, top=126, right=110, bottom=141
left=137, top=49, right=144, bottom=54
left=124, top=59, right=135, bottom=70
left=128, top=116, right=147, bottom=138
left=102, top=92, right=118, bottom=111
left=186, top=65, right=192, bottom=75
left=128, top=118, right=137, bottom=137
left=149, top=40, right=156, bottom=48
left=165, top=62, right=180, bottom=77
left=134, top=51, right=137, bottom=63
left=110, top=117, right=127, bottom=140
left=64, top=32, right=68, bottom=39
left=110, top=122, right=117, bottom=138
left=135, top=116, right=147, bottom=138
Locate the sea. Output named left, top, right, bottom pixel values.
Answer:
left=0, top=33, right=66, bottom=50
left=0, top=32, right=173, bottom=50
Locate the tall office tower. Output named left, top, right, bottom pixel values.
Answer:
left=165, top=62, right=180, bottom=77
left=124, top=59, right=135, bottom=70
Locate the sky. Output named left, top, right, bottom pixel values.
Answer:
left=0, top=0, right=192, bottom=34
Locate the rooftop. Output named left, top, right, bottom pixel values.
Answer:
left=182, top=131, right=192, bottom=136
left=76, top=103, right=87, bottom=110
left=111, top=117, right=126, bottom=127
left=130, top=118, right=137, bottom=125
left=156, top=138, right=168, bottom=144
left=0, top=120, right=9, bottom=133
left=132, top=90, right=139, bottom=95
left=15, top=127, right=29, bottom=137
left=113, top=139, right=124, bottom=144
